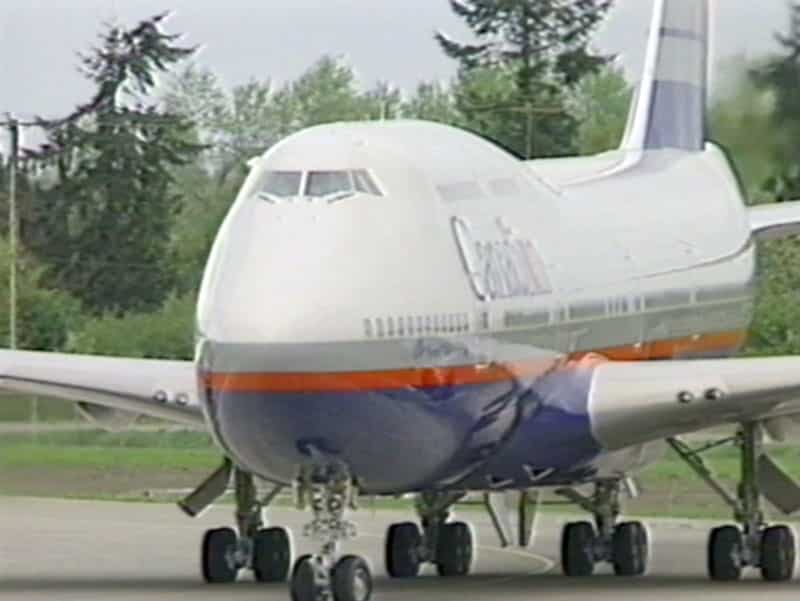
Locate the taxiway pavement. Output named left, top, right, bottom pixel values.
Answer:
left=1, top=497, right=798, bottom=600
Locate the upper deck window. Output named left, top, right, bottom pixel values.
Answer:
left=437, top=181, right=484, bottom=202
left=259, top=171, right=302, bottom=200
left=489, top=178, right=520, bottom=197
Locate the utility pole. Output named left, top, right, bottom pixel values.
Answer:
left=4, top=117, right=36, bottom=436
left=525, top=102, right=534, bottom=160
left=6, top=116, right=18, bottom=350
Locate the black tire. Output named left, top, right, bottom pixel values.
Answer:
left=562, top=521, right=596, bottom=577
left=290, top=555, right=321, bottom=601
left=436, top=521, right=474, bottom=577
left=761, top=525, right=796, bottom=582
left=253, top=527, right=292, bottom=583
left=708, top=525, right=744, bottom=581
left=201, top=527, right=239, bottom=584
left=612, top=521, right=649, bottom=576
left=332, top=555, right=373, bottom=601
left=386, top=522, right=423, bottom=578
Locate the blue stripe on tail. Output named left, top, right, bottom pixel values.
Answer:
left=645, top=80, right=706, bottom=151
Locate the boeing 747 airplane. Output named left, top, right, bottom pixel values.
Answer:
left=6, top=0, right=800, bottom=599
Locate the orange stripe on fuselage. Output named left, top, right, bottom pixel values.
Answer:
left=202, top=330, right=748, bottom=394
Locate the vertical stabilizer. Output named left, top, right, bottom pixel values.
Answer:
left=620, top=0, right=710, bottom=152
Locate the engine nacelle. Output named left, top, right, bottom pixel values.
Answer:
left=763, top=416, right=800, bottom=442
left=75, top=402, right=140, bottom=432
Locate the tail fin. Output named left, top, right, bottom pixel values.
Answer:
left=620, top=0, right=710, bottom=152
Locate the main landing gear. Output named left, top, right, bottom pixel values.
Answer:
left=556, top=480, right=650, bottom=577
left=384, top=491, right=473, bottom=579
left=198, top=468, right=292, bottom=584
left=668, top=422, right=797, bottom=582
left=290, top=463, right=373, bottom=601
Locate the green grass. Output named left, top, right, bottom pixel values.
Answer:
left=0, top=429, right=214, bottom=448
left=2, top=428, right=800, bottom=521
left=0, top=429, right=217, bottom=471
left=642, top=444, right=800, bottom=483
left=0, top=397, right=76, bottom=422
left=0, top=444, right=219, bottom=471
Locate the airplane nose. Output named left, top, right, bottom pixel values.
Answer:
left=197, top=196, right=526, bottom=492
left=199, top=201, right=357, bottom=344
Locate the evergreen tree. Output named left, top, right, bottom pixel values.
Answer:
left=24, top=14, right=200, bottom=315
left=752, top=2, right=800, bottom=200
left=277, top=56, right=374, bottom=129
left=436, top=0, right=612, bottom=157
left=401, top=82, right=460, bottom=124
left=571, top=64, right=632, bottom=155
left=743, top=3, right=800, bottom=357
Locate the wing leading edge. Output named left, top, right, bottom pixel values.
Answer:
left=589, top=356, right=800, bottom=450
left=748, top=201, right=800, bottom=241
left=0, top=350, right=204, bottom=428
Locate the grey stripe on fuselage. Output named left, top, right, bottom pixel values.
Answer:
left=203, top=296, right=753, bottom=374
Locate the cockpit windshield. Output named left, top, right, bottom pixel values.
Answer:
left=256, top=168, right=383, bottom=203
left=306, top=171, right=352, bottom=198
left=305, top=170, right=383, bottom=201
left=260, top=171, right=302, bottom=199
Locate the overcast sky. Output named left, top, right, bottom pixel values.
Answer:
left=0, top=0, right=789, bottom=121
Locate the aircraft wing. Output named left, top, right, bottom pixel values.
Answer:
left=590, top=356, right=800, bottom=449
left=748, top=201, right=800, bottom=241
left=0, top=350, right=204, bottom=428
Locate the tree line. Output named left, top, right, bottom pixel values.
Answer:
left=0, top=1, right=799, bottom=359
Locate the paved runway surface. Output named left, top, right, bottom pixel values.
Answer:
left=2, top=497, right=800, bottom=600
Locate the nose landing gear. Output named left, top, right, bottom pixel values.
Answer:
left=290, top=464, right=373, bottom=601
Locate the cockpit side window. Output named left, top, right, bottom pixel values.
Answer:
left=352, top=170, right=382, bottom=196
left=260, top=171, right=302, bottom=199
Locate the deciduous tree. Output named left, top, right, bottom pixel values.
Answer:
left=436, top=0, right=613, bottom=157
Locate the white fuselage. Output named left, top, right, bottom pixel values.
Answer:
left=194, top=121, right=755, bottom=493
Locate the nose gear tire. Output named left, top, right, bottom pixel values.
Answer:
left=289, top=555, right=320, bottom=601
left=332, top=555, right=373, bottom=601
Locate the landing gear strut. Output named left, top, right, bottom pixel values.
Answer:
left=290, top=464, right=372, bottom=601
left=556, top=479, right=650, bottom=577
left=384, top=491, right=473, bottom=579
left=668, top=422, right=797, bottom=582
left=200, top=468, right=291, bottom=584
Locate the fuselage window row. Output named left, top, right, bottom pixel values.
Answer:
left=363, top=314, right=471, bottom=339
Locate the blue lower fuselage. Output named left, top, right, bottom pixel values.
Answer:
left=202, top=361, right=602, bottom=495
